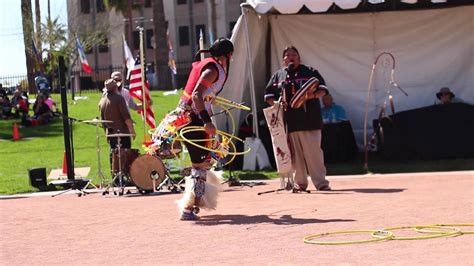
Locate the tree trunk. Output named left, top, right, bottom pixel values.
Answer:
left=152, top=0, right=171, bottom=90
left=127, top=0, right=133, bottom=49
left=34, top=0, right=45, bottom=72
left=35, top=0, right=41, bottom=52
left=21, top=0, right=36, bottom=93
left=47, top=0, right=51, bottom=19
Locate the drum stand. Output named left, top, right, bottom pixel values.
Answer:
left=102, top=136, right=129, bottom=196
left=154, top=162, right=181, bottom=193
left=257, top=173, right=310, bottom=195
left=93, top=120, right=107, bottom=189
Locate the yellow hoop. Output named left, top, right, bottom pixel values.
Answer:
left=179, top=126, right=250, bottom=156
left=304, top=230, right=393, bottom=245
left=224, top=140, right=238, bottom=165
left=214, top=96, right=251, bottom=111
left=372, top=225, right=461, bottom=240
left=416, top=224, right=474, bottom=235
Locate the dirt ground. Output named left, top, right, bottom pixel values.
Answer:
left=1, top=171, right=473, bottom=265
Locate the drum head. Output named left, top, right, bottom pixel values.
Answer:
left=129, top=155, right=166, bottom=191
left=290, top=77, right=320, bottom=109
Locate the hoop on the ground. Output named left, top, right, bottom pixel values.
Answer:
left=416, top=224, right=474, bottom=235
left=372, top=225, right=461, bottom=240
left=304, top=230, right=393, bottom=245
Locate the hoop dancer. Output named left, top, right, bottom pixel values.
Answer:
left=169, top=38, right=234, bottom=220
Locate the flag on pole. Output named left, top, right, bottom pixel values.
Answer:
left=166, top=30, right=177, bottom=75
left=129, top=57, right=156, bottom=129
left=123, top=35, right=135, bottom=79
left=31, top=38, right=43, bottom=65
left=76, top=38, right=92, bottom=74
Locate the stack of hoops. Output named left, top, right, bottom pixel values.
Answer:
left=146, top=95, right=252, bottom=166
left=303, top=223, right=473, bottom=245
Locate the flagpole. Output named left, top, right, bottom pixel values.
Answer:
left=138, top=26, right=147, bottom=140
left=199, top=29, right=205, bottom=60
left=167, top=29, right=177, bottom=90
left=121, top=34, right=125, bottom=78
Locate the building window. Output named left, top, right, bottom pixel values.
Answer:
left=179, top=26, right=190, bottom=46
left=146, top=29, right=154, bottom=49
left=80, top=0, right=90, bottom=14
left=99, top=36, right=109, bottom=53
left=133, top=31, right=140, bottom=50
left=195, top=24, right=206, bottom=45
left=177, top=0, right=187, bottom=5
left=97, top=0, right=106, bottom=12
left=145, top=0, right=152, bottom=7
left=194, top=0, right=204, bottom=3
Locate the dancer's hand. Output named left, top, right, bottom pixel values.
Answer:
left=204, top=122, right=216, bottom=136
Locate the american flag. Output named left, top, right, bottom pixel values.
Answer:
left=129, top=57, right=156, bottom=129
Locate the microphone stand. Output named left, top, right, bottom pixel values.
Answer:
left=51, top=114, right=93, bottom=197
left=212, top=106, right=252, bottom=187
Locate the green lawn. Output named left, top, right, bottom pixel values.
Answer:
left=0, top=91, right=181, bottom=194
left=1, top=91, right=473, bottom=194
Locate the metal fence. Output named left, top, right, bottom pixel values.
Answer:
left=0, top=61, right=194, bottom=95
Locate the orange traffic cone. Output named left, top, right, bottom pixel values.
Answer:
left=62, top=151, right=67, bottom=175
left=12, top=123, right=21, bottom=141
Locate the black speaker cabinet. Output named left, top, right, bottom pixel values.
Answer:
left=28, top=168, right=47, bottom=190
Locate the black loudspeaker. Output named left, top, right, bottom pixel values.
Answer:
left=28, top=168, right=47, bottom=190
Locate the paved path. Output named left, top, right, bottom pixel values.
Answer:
left=1, top=171, right=473, bottom=264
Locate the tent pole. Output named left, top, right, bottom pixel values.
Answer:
left=241, top=5, right=259, bottom=138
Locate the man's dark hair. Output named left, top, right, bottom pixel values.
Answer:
left=282, top=46, right=300, bottom=58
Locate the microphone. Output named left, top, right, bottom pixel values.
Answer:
left=286, top=63, right=296, bottom=79
left=286, top=63, right=295, bottom=72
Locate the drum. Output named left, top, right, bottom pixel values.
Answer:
left=290, top=77, right=319, bottom=109
left=129, top=155, right=166, bottom=191
left=112, top=148, right=140, bottom=175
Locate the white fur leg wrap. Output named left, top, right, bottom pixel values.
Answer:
left=176, top=170, right=223, bottom=213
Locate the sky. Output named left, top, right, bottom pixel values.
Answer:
left=0, top=0, right=68, bottom=76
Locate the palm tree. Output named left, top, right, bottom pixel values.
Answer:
left=105, top=0, right=170, bottom=89
left=21, top=0, right=36, bottom=93
left=35, top=0, right=42, bottom=53
left=34, top=0, right=45, bottom=72
left=41, top=17, right=68, bottom=86
left=104, top=0, right=134, bottom=46
left=152, top=0, right=171, bottom=89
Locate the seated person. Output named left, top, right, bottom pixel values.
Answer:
left=321, top=94, right=347, bottom=123
left=1, top=95, right=13, bottom=119
left=44, top=95, right=60, bottom=116
left=11, top=90, right=29, bottom=118
left=23, top=94, right=52, bottom=126
left=0, top=84, right=6, bottom=98
left=436, top=87, right=458, bottom=105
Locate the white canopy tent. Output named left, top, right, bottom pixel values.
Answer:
left=217, top=0, right=473, bottom=148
